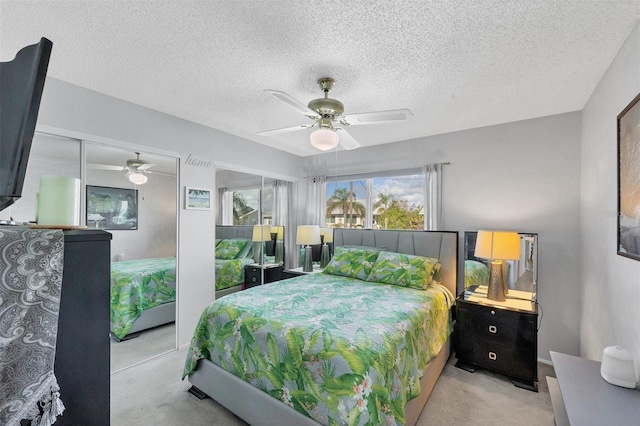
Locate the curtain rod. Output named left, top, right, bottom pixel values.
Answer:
left=304, top=162, right=451, bottom=179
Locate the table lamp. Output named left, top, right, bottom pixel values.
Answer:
left=271, top=226, right=284, bottom=264
left=319, top=227, right=334, bottom=268
left=252, top=224, right=271, bottom=264
left=296, top=225, right=320, bottom=272
left=474, top=230, right=521, bottom=301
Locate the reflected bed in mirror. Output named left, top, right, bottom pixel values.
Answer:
left=214, top=225, right=284, bottom=298
left=463, top=231, right=538, bottom=295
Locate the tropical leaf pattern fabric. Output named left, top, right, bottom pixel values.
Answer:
left=110, top=257, right=176, bottom=339
left=366, top=251, right=441, bottom=290
left=215, top=257, right=255, bottom=290
left=323, top=247, right=382, bottom=280
left=215, top=238, right=250, bottom=260
left=464, top=260, right=489, bottom=289
left=183, top=273, right=453, bottom=425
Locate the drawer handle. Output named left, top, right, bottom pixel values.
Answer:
left=488, top=325, right=497, bottom=333
left=488, top=352, right=497, bottom=361
left=491, top=310, right=496, bottom=315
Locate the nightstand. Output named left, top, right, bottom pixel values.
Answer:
left=244, top=263, right=283, bottom=289
left=455, top=285, right=538, bottom=391
left=282, top=266, right=323, bottom=280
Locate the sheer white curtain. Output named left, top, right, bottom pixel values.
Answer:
left=423, top=163, right=443, bottom=230
left=272, top=180, right=296, bottom=268
left=306, top=176, right=327, bottom=226
left=218, top=187, right=233, bottom=225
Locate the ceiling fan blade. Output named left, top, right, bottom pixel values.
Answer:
left=265, top=90, right=319, bottom=119
left=340, top=109, right=413, bottom=126
left=137, top=163, right=156, bottom=171
left=257, top=123, right=313, bottom=136
left=146, top=170, right=176, bottom=177
left=87, top=163, right=125, bottom=171
left=335, top=128, right=361, bottom=150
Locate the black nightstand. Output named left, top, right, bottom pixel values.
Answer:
left=455, top=286, right=538, bottom=392
left=244, top=264, right=283, bottom=289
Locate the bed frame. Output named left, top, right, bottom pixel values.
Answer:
left=189, top=229, right=458, bottom=425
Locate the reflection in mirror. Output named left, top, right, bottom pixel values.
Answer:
left=215, top=168, right=290, bottom=298
left=463, top=231, right=538, bottom=295
left=85, top=143, right=178, bottom=372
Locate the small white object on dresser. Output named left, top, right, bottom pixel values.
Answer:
left=600, top=345, right=637, bottom=389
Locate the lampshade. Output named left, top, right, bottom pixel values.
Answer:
left=320, top=227, right=334, bottom=243
left=474, top=230, right=521, bottom=260
left=296, top=225, right=321, bottom=246
left=270, top=225, right=284, bottom=240
left=310, top=128, right=339, bottom=151
left=128, top=172, right=148, bottom=185
left=252, top=224, right=272, bottom=242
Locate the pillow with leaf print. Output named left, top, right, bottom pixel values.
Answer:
left=215, top=238, right=249, bottom=260
left=366, top=250, right=441, bottom=290
left=323, top=246, right=381, bottom=281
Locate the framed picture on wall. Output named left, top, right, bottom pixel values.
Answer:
left=86, top=185, right=138, bottom=230
left=617, top=92, right=640, bottom=261
left=185, top=187, right=212, bottom=210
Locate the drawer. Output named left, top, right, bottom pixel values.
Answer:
left=458, top=302, right=535, bottom=344
left=471, top=339, right=515, bottom=375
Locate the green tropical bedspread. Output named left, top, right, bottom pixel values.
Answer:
left=215, top=257, right=255, bottom=291
left=110, top=257, right=176, bottom=339
left=183, top=273, right=453, bottom=425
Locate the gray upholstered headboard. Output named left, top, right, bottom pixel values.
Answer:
left=216, top=225, right=254, bottom=240
left=333, top=229, right=459, bottom=296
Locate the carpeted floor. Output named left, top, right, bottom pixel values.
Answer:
left=110, top=347, right=555, bottom=425
left=110, top=322, right=176, bottom=372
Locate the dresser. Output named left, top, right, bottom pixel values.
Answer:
left=55, top=229, right=112, bottom=425
left=455, top=286, right=538, bottom=391
left=548, top=351, right=640, bottom=425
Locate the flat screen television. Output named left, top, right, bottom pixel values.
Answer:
left=0, top=37, right=52, bottom=212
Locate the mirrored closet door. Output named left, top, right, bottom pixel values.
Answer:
left=84, top=143, right=178, bottom=372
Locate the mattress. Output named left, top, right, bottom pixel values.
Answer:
left=110, top=257, right=177, bottom=339
left=183, top=272, right=453, bottom=425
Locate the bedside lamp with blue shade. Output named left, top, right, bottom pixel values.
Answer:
left=297, top=225, right=321, bottom=272
left=474, top=230, right=521, bottom=302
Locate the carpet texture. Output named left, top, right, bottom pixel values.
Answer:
left=111, top=347, right=555, bottom=425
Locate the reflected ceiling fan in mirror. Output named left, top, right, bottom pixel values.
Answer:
left=88, top=152, right=173, bottom=185
left=258, top=77, right=413, bottom=151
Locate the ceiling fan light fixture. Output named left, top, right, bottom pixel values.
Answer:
left=128, top=172, right=148, bottom=185
left=310, top=127, right=339, bottom=151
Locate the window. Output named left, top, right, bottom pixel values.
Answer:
left=232, top=186, right=272, bottom=225
left=325, top=172, right=425, bottom=230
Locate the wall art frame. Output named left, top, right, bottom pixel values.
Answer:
left=86, top=185, right=138, bottom=230
left=185, top=187, right=212, bottom=210
left=617, top=92, right=640, bottom=261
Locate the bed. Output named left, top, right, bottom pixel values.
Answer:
left=184, top=228, right=457, bottom=425
left=215, top=225, right=279, bottom=298
left=110, top=257, right=177, bottom=341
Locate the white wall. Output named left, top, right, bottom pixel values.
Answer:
left=304, top=112, right=583, bottom=361
left=581, top=22, right=640, bottom=380
left=35, top=78, right=302, bottom=346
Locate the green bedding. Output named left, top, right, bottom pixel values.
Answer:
left=183, top=273, right=453, bottom=425
left=110, top=257, right=176, bottom=339
left=464, top=259, right=489, bottom=289
left=215, top=257, right=255, bottom=291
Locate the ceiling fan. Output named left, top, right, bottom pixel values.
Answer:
left=88, top=152, right=173, bottom=185
left=258, top=77, right=413, bottom=151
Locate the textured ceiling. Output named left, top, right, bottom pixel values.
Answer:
left=1, top=1, right=639, bottom=157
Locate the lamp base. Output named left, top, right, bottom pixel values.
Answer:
left=320, top=244, right=330, bottom=268
left=275, top=240, right=284, bottom=264
left=487, top=261, right=506, bottom=302
left=303, top=246, right=313, bottom=272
